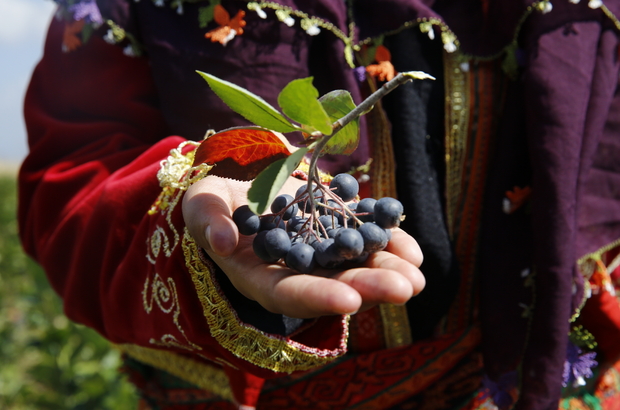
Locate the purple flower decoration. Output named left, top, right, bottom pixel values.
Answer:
left=353, top=66, right=366, bottom=83
left=563, top=342, right=597, bottom=388
left=69, top=0, right=103, bottom=26
left=481, top=371, right=518, bottom=410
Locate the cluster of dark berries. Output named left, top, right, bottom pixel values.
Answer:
left=232, top=173, right=404, bottom=274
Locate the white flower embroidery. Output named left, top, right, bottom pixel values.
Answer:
left=588, top=0, right=603, bottom=8
left=276, top=10, right=295, bottom=27
left=419, top=22, right=435, bottom=40
left=539, top=1, right=553, bottom=13
left=248, top=2, right=267, bottom=18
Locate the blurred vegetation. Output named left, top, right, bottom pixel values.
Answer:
left=0, top=174, right=139, bottom=409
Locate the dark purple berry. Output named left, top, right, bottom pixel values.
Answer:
left=356, top=198, right=377, bottom=222
left=264, top=228, right=291, bottom=259
left=358, top=222, right=388, bottom=253
left=253, top=231, right=279, bottom=263
left=233, top=205, right=260, bottom=236
left=285, top=243, right=316, bottom=274
left=314, top=238, right=345, bottom=269
left=330, top=173, right=359, bottom=202
left=271, top=194, right=298, bottom=220
left=334, top=228, right=364, bottom=259
left=374, top=197, right=403, bottom=229
left=318, top=214, right=340, bottom=230
left=260, top=215, right=285, bottom=231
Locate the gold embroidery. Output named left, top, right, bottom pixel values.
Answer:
left=147, top=140, right=213, bottom=263
left=143, top=274, right=202, bottom=351
left=115, top=343, right=233, bottom=401
left=379, top=304, right=412, bottom=348
left=443, top=52, right=470, bottom=238
left=182, top=229, right=350, bottom=373
left=142, top=140, right=215, bottom=352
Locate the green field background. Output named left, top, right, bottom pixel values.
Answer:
left=0, top=173, right=139, bottom=409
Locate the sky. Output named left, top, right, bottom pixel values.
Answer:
left=0, top=0, right=56, bottom=163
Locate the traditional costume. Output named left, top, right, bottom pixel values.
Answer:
left=19, top=1, right=620, bottom=409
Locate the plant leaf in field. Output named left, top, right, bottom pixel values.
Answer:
left=197, top=71, right=300, bottom=133
left=193, top=127, right=295, bottom=180
left=318, top=90, right=359, bottom=155
left=277, top=77, right=333, bottom=136
left=247, top=147, right=309, bottom=215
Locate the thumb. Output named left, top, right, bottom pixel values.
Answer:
left=182, top=177, right=240, bottom=257
left=204, top=212, right=238, bottom=257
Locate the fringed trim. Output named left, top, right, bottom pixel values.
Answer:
left=148, top=139, right=213, bottom=216
left=182, top=229, right=350, bottom=374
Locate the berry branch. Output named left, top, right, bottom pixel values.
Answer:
left=306, top=71, right=435, bottom=218
left=198, top=69, right=433, bottom=273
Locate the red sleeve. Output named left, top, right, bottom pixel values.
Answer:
left=18, top=17, right=349, bottom=399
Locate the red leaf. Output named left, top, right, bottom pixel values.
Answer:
left=192, top=127, right=294, bottom=180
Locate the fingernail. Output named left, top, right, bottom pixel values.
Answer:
left=205, top=225, right=212, bottom=244
left=206, top=225, right=235, bottom=256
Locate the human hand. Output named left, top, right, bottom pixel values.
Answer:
left=182, top=175, right=425, bottom=319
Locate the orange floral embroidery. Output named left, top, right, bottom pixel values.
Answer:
left=365, top=45, right=397, bottom=82
left=62, top=19, right=86, bottom=52
left=205, top=4, right=247, bottom=46
left=503, top=186, right=532, bottom=214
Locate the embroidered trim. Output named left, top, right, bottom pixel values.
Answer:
left=577, top=238, right=620, bottom=280
left=443, top=56, right=510, bottom=333
left=248, top=1, right=356, bottom=67
left=143, top=274, right=202, bottom=351
left=182, top=229, right=350, bottom=374
left=143, top=140, right=213, bottom=351
left=53, top=0, right=620, bottom=83
left=204, top=4, right=246, bottom=45
left=115, top=343, right=233, bottom=401
left=443, top=51, right=470, bottom=239
left=378, top=304, right=412, bottom=348
left=572, top=238, right=620, bottom=322
left=156, top=139, right=213, bottom=192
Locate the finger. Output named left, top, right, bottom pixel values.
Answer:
left=332, top=267, right=413, bottom=306
left=182, top=177, right=239, bottom=257
left=384, top=228, right=424, bottom=267
left=366, top=251, right=426, bottom=296
left=265, top=273, right=362, bottom=318
left=223, top=257, right=363, bottom=318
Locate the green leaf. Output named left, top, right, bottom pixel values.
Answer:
left=402, top=71, right=436, bottom=81
left=247, top=147, right=309, bottom=215
left=197, top=71, right=300, bottom=133
left=277, top=77, right=333, bottom=136
left=318, top=90, right=359, bottom=155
